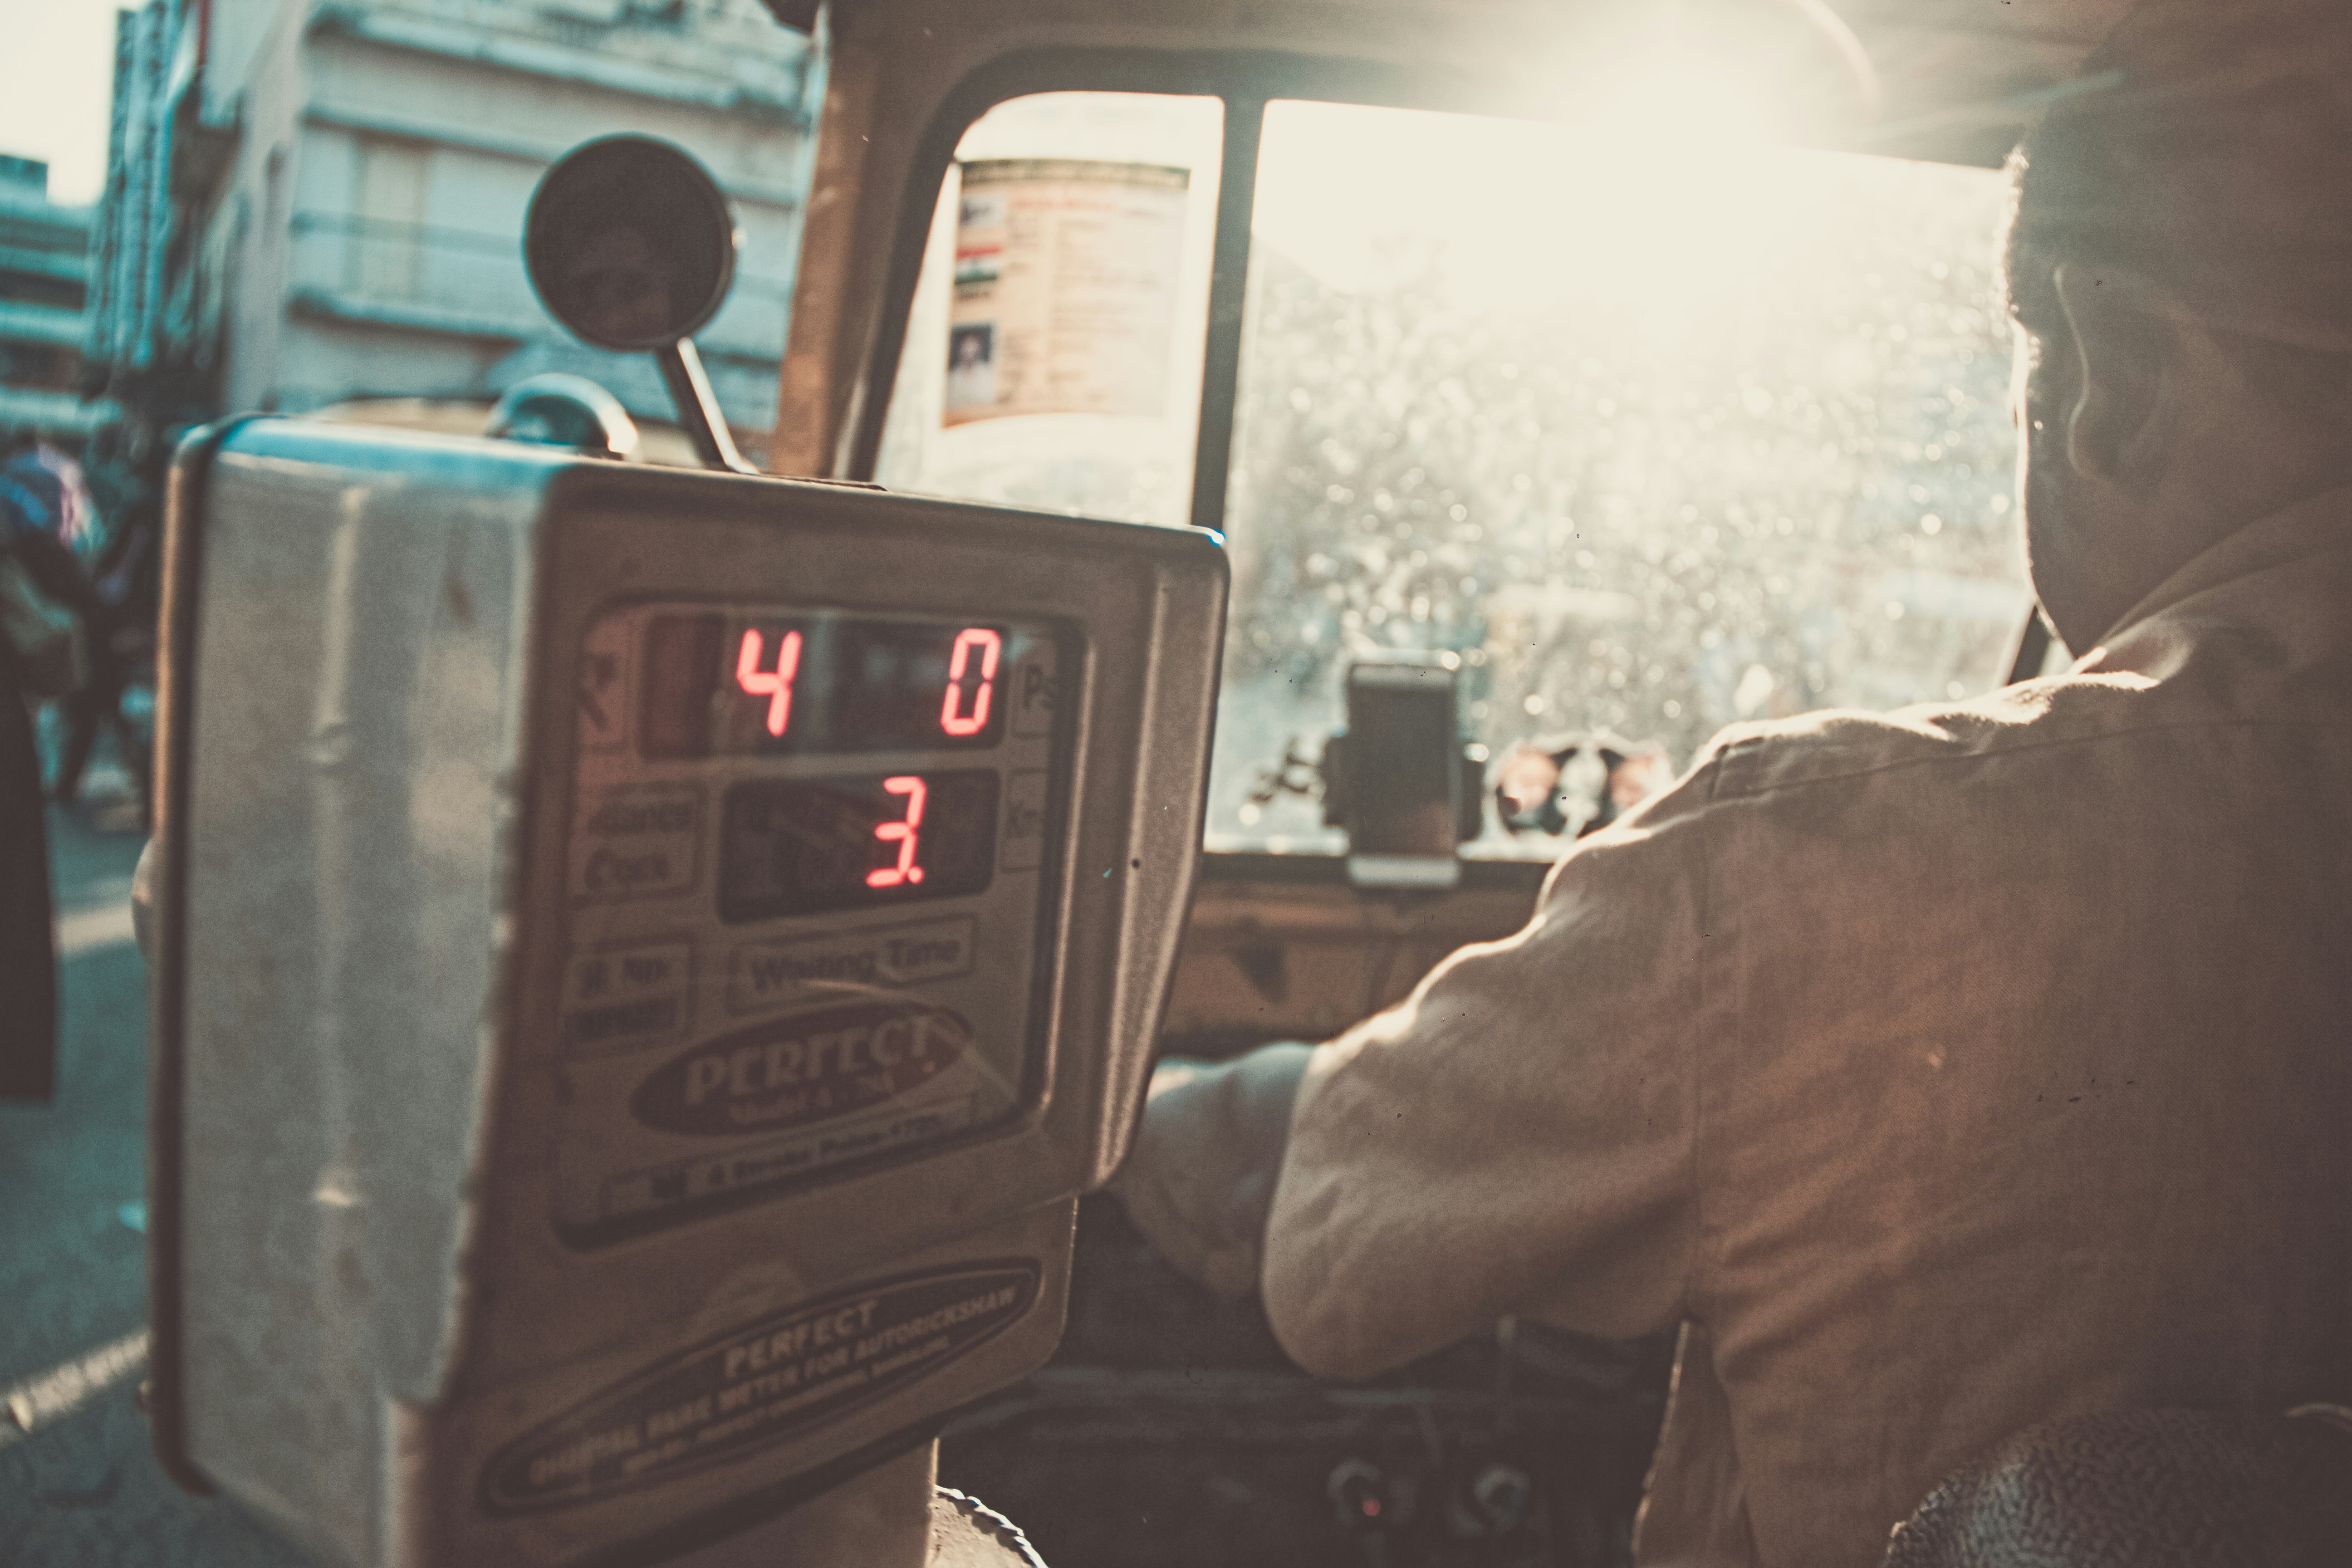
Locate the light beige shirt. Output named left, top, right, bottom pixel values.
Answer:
left=1140, top=489, right=2352, bottom=1568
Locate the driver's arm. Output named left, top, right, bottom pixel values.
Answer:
left=1113, top=1043, right=1315, bottom=1296
left=1121, top=754, right=1718, bottom=1377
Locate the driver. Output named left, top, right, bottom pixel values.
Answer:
left=1114, top=3, right=2352, bottom=1563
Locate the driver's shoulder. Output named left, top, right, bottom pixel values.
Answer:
left=1695, top=670, right=2244, bottom=806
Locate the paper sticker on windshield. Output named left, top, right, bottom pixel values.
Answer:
left=479, top=1262, right=1040, bottom=1513
left=946, top=159, right=1189, bottom=425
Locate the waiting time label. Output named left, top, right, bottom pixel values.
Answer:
left=726, top=917, right=975, bottom=1014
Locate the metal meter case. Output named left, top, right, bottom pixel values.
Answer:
left=145, top=418, right=1226, bottom=1567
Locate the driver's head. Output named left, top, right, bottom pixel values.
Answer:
left=1999, top=0, right=2352, bottom=651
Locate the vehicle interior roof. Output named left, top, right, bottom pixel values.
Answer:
left=764, top=0, right=2136, bottom=477
left=773, top=0, right=2130, bottom=167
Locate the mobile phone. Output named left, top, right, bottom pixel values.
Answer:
left=1343, top=654, right=1463, bottom=888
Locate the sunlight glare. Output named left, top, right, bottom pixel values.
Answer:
left=1578, top=50, right=1789, bottom=154
left=1251, top=57, right=1818, bottom=343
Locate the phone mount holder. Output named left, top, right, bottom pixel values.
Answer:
left=524, top=136, right=755, bottom=475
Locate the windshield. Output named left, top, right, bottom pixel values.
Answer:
left=877, top=94, right=2031, bottom=856
left=1215, top=101, right=2026, bottom=851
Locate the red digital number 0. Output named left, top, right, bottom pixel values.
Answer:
left=939, top=628, right=1002, bottom=738
left=867, top=775, right=927, bottom=888
left=736, top=628, right=803, bottom=736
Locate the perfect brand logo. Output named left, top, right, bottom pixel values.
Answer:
left=630, top=1002, right=972, bottom=1136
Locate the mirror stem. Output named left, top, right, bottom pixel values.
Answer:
left=657, top=339, right=755, bottom=474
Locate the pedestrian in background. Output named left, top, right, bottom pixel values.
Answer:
left=0, top=429, right=103, bottom=1102
left=50, top=489, right=159, bottom=819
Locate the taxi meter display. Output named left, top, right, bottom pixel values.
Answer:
left=559, top=604, right=1071, bottom=1231
left=148, top=419, right=1224, bottom=1568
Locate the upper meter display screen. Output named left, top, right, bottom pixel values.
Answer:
left=555, top=600, right=1071, bottom=1240
left=641, top=613, right=1014, bottom=758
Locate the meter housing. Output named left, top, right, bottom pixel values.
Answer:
left=146, top=419, right=1225, bottom=1566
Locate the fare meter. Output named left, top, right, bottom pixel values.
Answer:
left=146, top=418, right=1225, bottom=1566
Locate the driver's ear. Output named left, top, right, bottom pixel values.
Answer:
left=2051, top=263, right=2195, bottom=492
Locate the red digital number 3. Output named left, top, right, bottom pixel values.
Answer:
left=939, top=627, right=1002, bottom=737
left=737, top=628, right=803, bottom=736
left=867, top=775, right=927, bottom=888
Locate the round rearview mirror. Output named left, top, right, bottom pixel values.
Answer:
left=524, top=136, right=738, bottom=353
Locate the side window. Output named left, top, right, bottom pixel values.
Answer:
left=874, top=93, right=1224, bottom=528
left=1213, top=100, right=2026, bottom=849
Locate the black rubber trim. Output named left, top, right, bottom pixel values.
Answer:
left=936, top=1486, right=1051, bottom=1568
left=2005, top=605, right=2054, bottom=684
left=146, top=414, right=268, bottom=1496
left=1189, top=96, right=1264, bottom=538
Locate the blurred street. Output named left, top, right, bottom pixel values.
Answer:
left=0, top=786, right=305, bottom=1567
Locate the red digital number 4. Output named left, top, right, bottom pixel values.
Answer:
left=939, top=628, right=1001, bottom=737
left=867, top=775, right=926, bottom=888
left=736, top=628, right=803, bottom=736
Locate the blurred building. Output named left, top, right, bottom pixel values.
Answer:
left=0, top=156, right=113, bottom=445
left=83, top=0, right=818, bottom=462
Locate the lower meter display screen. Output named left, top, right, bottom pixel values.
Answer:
left=555, top=602, right=1069, bottom=1238
left=718, top=771, right=1002, bottom=921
